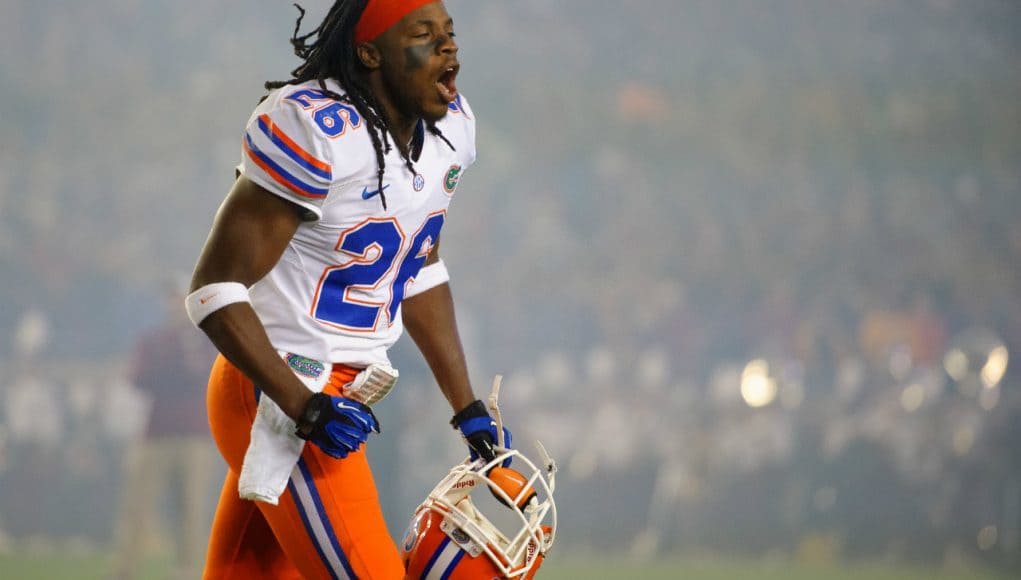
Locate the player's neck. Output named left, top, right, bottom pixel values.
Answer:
left=367, top=76, right=419, bottom=156
left=390, top=115, right=419, bottom=159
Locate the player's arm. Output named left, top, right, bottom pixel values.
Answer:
left=402, top=240, right=510, bottom=462
left=401, top=239, right=476, bottom=412
left=189, top=175, right=313, bottom=422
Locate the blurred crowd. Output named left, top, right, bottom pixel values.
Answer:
left=493, top=326, right=1021, bottom=569
left=1, top=0, right=1020, bottom=572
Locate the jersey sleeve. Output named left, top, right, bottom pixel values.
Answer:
left=239, top=99, right=335, bottom=219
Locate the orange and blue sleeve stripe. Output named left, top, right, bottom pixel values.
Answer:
left=243, top=132, right=330, bottom=199
left=256, top=115, right=333, bottom=181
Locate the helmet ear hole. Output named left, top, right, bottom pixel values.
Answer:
left=488, top=466, right=537, bottom=509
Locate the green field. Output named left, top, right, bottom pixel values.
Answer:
left=541, top=556, right=1009, bottom=580
left=0, top=554, right=1010, bottom=580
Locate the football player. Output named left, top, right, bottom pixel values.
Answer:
left=186, top=1, right=510, bottom=577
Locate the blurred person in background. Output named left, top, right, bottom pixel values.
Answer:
left=113, top=281, right=219, bottom=580
left=3, top=311, right=59, bottom=454
left=187, top=1, right=510, bottom=578
left=1, top=310, right=64, bottom=542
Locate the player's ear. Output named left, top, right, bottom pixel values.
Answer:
left=356, top=42, right=382, bottom=70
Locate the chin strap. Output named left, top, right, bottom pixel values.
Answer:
left=487, top=375, right=504, bottom=448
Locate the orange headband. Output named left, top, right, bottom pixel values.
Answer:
left=354, top=0, right=437, bottom=44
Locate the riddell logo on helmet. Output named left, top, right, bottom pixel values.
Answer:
left=452, top=478, right=476, bottom=490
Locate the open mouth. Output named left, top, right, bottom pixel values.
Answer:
left=437, top=65, right=458, bottom=103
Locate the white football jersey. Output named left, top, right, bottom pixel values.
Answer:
left=237, top=79, right=476, bottom=367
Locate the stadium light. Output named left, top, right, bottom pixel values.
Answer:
left=740, top=359, right=777, bottom=408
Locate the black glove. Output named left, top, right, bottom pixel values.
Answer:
left=451, top=400, right=512, bottom=466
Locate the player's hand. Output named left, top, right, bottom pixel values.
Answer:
left=451, top=400, right=512, bottom=467
left=296, top=393, right=380, bottom=459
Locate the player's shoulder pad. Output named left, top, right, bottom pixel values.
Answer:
left=242, top=89, right=335, bottom=202
left=240, top=82, right=372, bottom=215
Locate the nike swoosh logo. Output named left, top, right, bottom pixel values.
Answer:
left=361, top=184, right=390, bottom=200
left=199, top=293, right=219, bottom=305
left=335, top=402, right=360, bottom=413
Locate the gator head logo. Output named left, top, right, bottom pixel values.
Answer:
left=286, top=353, right=325, bottom=379
left=451, top=527, right=471, bottom=545
left=443, top=164, right=462, bottom=194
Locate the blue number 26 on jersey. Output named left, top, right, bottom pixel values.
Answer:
left=312, top=212, right=446, bottom=331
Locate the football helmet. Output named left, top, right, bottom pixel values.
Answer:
left=402, top=443, right=557, bottom=579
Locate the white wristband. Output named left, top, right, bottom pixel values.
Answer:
left=185, top=282, right=251, bottom=327
left=404, top=259, right=450, bottom=299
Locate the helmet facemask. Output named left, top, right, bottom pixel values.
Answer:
left=403, top=443, right=558, bottom=579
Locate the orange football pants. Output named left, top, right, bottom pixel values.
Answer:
left=203, top=354, right=405, bottom=580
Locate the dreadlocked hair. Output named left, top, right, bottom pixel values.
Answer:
left=265, top=2, right=456, bottom=210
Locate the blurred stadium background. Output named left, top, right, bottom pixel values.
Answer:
left=1, top=0, right=1020, bottom=577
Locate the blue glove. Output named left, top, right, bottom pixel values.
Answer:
left=451, top=400, right=512, bottom=467
left=296, top=393, right=380, bottom=459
